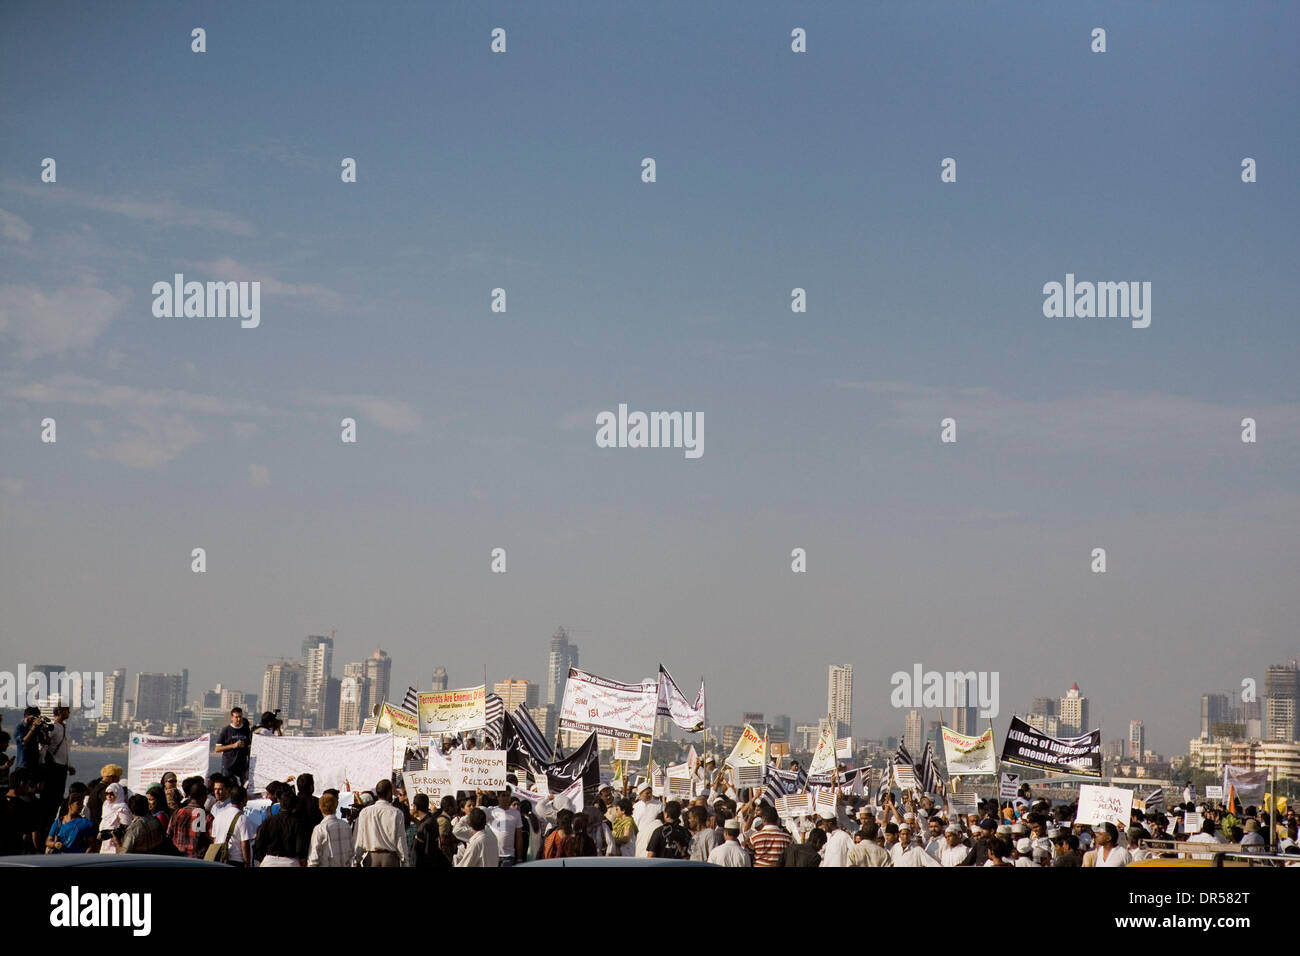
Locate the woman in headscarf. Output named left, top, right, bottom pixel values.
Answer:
left=96, top=781, right=135, bottom=853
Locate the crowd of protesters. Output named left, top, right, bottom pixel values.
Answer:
left=4, top=705, right=1298, bottom=867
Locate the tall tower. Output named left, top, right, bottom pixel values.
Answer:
left=827, top=664, right=852, bottom=737
left=903, top=709, right=924, bottom=755
left=1265, top=660, right=1300, bottom=742
left=363, top=649, right=392, bottom=718
left=339, top=662, right=367, bottom=732
left=431, top=667, right=449, bottom=691
left=301, top=634, right=334, bottom=720
left=1058, top=682, right=1090, bottom=737
left=1128, top=720, right=1145, bottom=761
left=547, top=627, right=579, bottom=706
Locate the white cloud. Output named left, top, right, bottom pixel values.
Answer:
left=6, top=374, right=264, bottom=417
left=0, top=285, right=127, bottom=359
left=200, top=257, right=344, bottom=311
left=87, top=414, right=202, bottom=470
left=248, top=463, right=271, bottom=487
left=0, top=208, right=33, bottom=242
left=298, top=389, right=422, bottom=434
left=7, top=181, right=254, bottom=236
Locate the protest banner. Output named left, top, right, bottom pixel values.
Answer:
left=656, top=666, right=706, bottom=732
left=452, top=749, right=507, bottom=791
left=559, top=668, right=657, bottom=742
left=126, top=733, right=210, bottom=793
left=941, top=726, right=998, bottom=776
left=1205, top=785, right=1224, bottom=801
left=1000, top=716, right=1102, bottom=777
left=814, top=787, right=837, bottom=818
left=774, top=795, right=790, bottom=817
left=785, top=793, right=814, bottom=817
left=1223, top=765, right=1268, bottom=806
left=725, top=724, right=766, bottom=771
left=554, top=777, right=584, bottom=813
left=949, top=793, right=978, bottom=818
left=1000, top=771, right=1021, bottom=800
left=377, top=702, right=419, bottom=740
left=733, top=764, right=764, bottom=787
left=835, top=737, right=854, bottom=759
left=808, top=725, right=835, bottom=777
left=1077, top=784, right=1134, bottom=829
left=250, top=732, right=393, bottom=794
left=893, top=764, right=917, bottom=790
left=405, top=769, right=455, bottom=803
left=418, top=685, right=486, bottom=735
left=1184, top=810, right=1203, bottom=833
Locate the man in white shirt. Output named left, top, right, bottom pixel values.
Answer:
left=1093, top=822, right=1132, bottom=867
left=707, top=819, right=750, bottom=866
left=819, top=812, right=853, bottom=867
left=923, top=816, right=946, bottom=862
left=890, top=823, right=941, bottom=867
left=211, top=785, right=258, bottom=867
left=486, top=791, right=523, bottom=866
left=352, top=779, right=408, bottom=867
left=939, top=825, right=969, bottom=866
left=633, top=781, right=662, bottom=857
left=454, top=807, right=499, bottom=867
left=1186, top=818, right=1224, bottom=860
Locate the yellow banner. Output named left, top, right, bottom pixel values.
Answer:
left=418, top=685, right=486, bottom=734
left=376, top=702, right=418, bottom=740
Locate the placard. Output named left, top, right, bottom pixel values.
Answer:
left=1076, top=783, right=1133, bottom=829
left=893, top=764, right=917, bottom=790
left=452, top=749, right=507, bottom=791
left=1205, top=785, right=1223, bottom=801
left=835, top=737, right=854, bottom=759
left=418, top=685, right=487, bottom=734
left=406, top=769, right=455, bottom=803
left=1184, top=810, right=1203, bottom=833
left=126, top=733, right=210, bottom=793
left=613, top=737, right=643, bottom=761
left=948, top=793, right=978, bottom=818
left=558, top=668, right=657, bottom=742
left=733, top=763, right=764, bottom=787
left=785, top=793, right=814, bottom=816
left=999, top=772, right=1021, bottom=799
left=814, top=787, right=837, bottom=817
left=377, top=702, right=419, bottom=740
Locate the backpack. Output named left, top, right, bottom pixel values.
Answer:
left=204, top=812, right=240, bottom=863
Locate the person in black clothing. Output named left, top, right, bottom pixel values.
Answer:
left=294, top=773, right=323, bottom=832
left=646, top=800, right=691, bottom=859
left=254, top=791, right=309, bottom=866
left=2, top=769, right=44, bottom=854
left=214, top=708, right=253, bottom=787
left=410, top=793, right=451, bottom=868
left=963, top=817, right=998, bottom=867
left=781, top=826, right=826, bottom=867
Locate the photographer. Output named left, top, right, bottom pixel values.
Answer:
left=15, top=707, right=46, bottom=780
left=41, top=705, right=74, bottom=829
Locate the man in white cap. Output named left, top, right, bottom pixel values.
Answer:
left=633, top=779, right=662, bottom=858
left=819, top=811, right=853, bottom=867
left=707, top=818, right=751, bottom=867
left=891, top=822, right=940, bottom=867
left=1013, top=837, right=1037, bottom=866
left=939, top=824, right=969, bottom=867
left=923, top=816, right=946, bottom=862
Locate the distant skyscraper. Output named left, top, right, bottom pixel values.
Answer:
left=903, top=710, right=924, bottom=755
left=547, top=627, right=579, bottom=706
left=102, top=668, right=126, bottom=723
left=431, top=667, right=449, bottom=691
left=1031, top=696, right=1058, bottom=718
left=301, top=634, right=334, bottom=719
left=261, top=661, right=303, bottom=718
left=133, top=672, right=188, bottom=724
left=363, top=650, right=392, bottom=718
left=827, top=664, right=852, bottom=737
left=494, top=679, right=538, bottom=713
left=1058, top=682, right=1090, bottom=736
left=1265, top=660, right=1300, bottom=742
left=1128, top=720, right=1145, bottom=761
left=769, top=714, right=792, bottom=746
left=339, top=662, right=367, bottom=732
left=1201, top=692, right=1231, bottom=738
left=530, top=704, right=558, bottom=745
left=321, top=677, right=341, bottom=731
left=950, top=705, right=979, bottom=736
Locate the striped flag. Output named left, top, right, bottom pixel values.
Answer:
left=511, top=703, right=553, bottom=763
left=401, top=684, right=419, bottom=714
left=482, top=692, right=505, bottom=748
left=1143, top=787, right=1165, bottom=811
left=875, top=765, right=892, bottom=806
left=920, top=740, right=943, bottom=796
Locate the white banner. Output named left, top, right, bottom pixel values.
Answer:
left=941, top=726, right=998, bottom=776
left=126, top=733, right=210, bottom=793
left=452, top=749, right=507, bottom=791
left=656, top=666, right=706, bottom=733
left=249, top=733, right=394, bottom=794
left=808, top=725, right=836, bottom=777
left=1077, top=784, right=1133, bottom=829
left=559, top=668, right=657, bottom=742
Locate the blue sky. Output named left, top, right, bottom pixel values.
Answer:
left=2, top=1, right=1298, bottom=755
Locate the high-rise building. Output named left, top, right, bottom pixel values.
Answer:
left=1201, top=692, right=1231, bottom=739
left=301, top=634, right=334, bottom=720
left=1058, top=682, right=1090, bottom=736
left=219, top=686, right=245, bottom=712
left=547, top=627, right=579, bottom=707
left=494, top=679, right=537, bottom=713
left=1265, top=660, right=1300, bottom=742
left=768, top=714, right=792, bottom=746
left=102, top=668, right=127, bottom=723
left=827, top=664, right=852, bottom=738
left=363, top=650, right=392, bottom=718
left=133, top=672, right=188, bottom=724
left=321, top=677, right=341, bottom=731
left=1024, top=712, right=1060, bottom=737
left=529, top=704, right=558, bottom=746
left=1031, top=696, right=1058, bottom=718
left=339, top=662, right=367, bottom=733
left=903, top=709, right=924, bottom=755
left=431, top=667, right=449, bottom=691
left=1128, top=720, right=1145, bottom=761
left=950, top=705, right=979, bottom=736
left=261, top=661, right=304, bottom=719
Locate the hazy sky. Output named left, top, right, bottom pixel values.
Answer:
left=2, top=2, right=1298, bottom=756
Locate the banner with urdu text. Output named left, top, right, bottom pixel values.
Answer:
left=559, top=667, right=657, bottom=742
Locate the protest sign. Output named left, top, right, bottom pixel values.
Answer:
left=613, top=737, right=643, bottom=761
left=453, top=749, right=507, bottom=791
left=559, top=668, right=657, bottom=742
left=1077, top=784, right=1133, bottom=829
left=733, top=763, right=764, bottom=787
left=405, top=769, right=455, bottom=803
left=418, top=685, right=487, bottom=735
left=1184, top=810, right=1203, bottom=833
left=785, top=793, right=814, bottom=816
left=1205, top=785, right=1224, bottom=801
left=1000, top=772, right=1021, bottom=800
left=808, top=725, right=835, bottom=777
left=377, top=702, right=419, bottom=740
left=948, top=793, right=978, bottom=818
left=893, top=764, right=917, bottom=790
left=725, top=724, right=766, bottom=771
left=814, top=787, right=837, bottom=818
left=1000, top=716, right=1101, bottom=777
left=126, top=733, right=210, bottom=793
left=941, top=726, right=998, bottom=776
left=835, top=737, right=854, bottom=759
left=656, top=666, right=706, bottom=732
left=250, top=733, right=393, bottom=794
left=770, top=743, right=790, bottom=759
